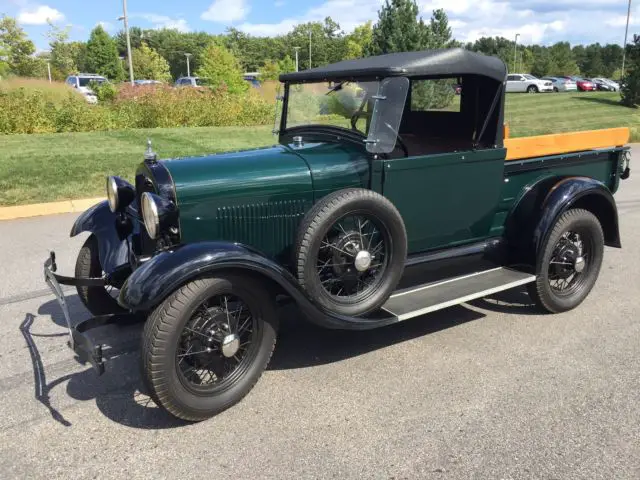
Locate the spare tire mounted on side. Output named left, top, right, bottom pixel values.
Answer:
left=294, top=188, right=407, bottom=316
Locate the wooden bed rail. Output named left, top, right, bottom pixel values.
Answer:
left=503, top=126, right=630, bottom=161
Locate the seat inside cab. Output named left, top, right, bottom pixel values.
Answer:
left=397, top=74, right=504, bottom=158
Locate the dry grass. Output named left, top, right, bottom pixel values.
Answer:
left=0, top=77, right=84, bottom=103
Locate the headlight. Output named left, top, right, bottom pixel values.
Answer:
left=106, top=176, right=135, bottom=213
left=141, top=192, right=178, bottom=240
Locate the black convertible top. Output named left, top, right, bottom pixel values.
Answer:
left=279, top=48, right=506, bottom=83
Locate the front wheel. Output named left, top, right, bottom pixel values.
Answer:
left=141, top=274, right=278, bottom=421
left=527, top=85, right=539, bottom=93
left=527, top=209, right=604, bottom=313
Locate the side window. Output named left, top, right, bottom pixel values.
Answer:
left=410, top=78, right=461, bottom=112
left=506, top=75, right=518, bottom=82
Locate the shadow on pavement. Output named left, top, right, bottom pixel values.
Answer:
left=28, top=293, right=501, bottom=430
left=468, top=285, right=541, bottom=316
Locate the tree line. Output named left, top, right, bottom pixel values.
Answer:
left=0, top=0, right=636, bottom=85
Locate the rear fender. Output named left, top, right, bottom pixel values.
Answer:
left=505, top=176, right=620, bottom=265
left=117, top=241, right=399, bottom=331
left=70, top=201, right=129, bottom=274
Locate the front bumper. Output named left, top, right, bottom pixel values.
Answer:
left=44, top=252, right=143, bottom=375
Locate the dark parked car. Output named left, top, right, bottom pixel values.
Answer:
left=45, top=49, right=632, bottom=422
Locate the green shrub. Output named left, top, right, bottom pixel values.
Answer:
left=90, top=81, right=117, bottom=103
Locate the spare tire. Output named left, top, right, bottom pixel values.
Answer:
left=294, top=188, right=407, bottom=316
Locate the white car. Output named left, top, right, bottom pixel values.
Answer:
left=506, top=74, right=554, bottom=93
left=542, top=77, right=578, bottom=92
left=65, top=74, right=108, bottom=103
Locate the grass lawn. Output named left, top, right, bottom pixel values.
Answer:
left=1, top=92, right=638, bottom=206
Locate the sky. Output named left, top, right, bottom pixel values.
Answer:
left=1, top=0, right=638, bottom=51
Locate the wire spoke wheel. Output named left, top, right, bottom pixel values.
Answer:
left=315, top=214, right=390, bottom=301
left=547, top=230, right=592, bottom=297
left=176, top=294, right=258, bottom=394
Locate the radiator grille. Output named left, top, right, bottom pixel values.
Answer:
left=216, top=200, right=309, bottom=257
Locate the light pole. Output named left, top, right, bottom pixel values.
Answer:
left=309, top=30, right=312, bottom=69
left=185, top=53, right=192, bottom=77
left=293, top=47, right=300, bottom=72
left=47, top=61, right=52, bottom=83
left=621, top=0, right=633, bottom=79
left=117, top=0, right=134, bottom=85
left=513, top=33, right=520, bottom=73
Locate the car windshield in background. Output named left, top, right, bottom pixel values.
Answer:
left=195, top=78, right=211, bottom=86
left=285, top=80, right=380, bottom=135
left=523, top=74, right=537, bottom=80
left=79, top=77, right=105, bottom=87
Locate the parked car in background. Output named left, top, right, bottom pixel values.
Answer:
left=243, top=73, right=261, bottom=88
left=542, top=77, right=578, bottom=92
left=175, top=76, right=211, bottom=87
left=65, top=73, right=107, bottom=103
left=506, top=74, right=554, bottom=93
left=590, top=78, right=619, bottom=91
left=565, top=76, right=596, bottom=91
left=135, top=79, right=162, bottom=86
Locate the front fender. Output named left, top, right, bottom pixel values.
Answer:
left=117, top=241, right=400, bottom=331
left=533, top=177, right=620, bottom=254
left=71, top=201, right=129, bottom=274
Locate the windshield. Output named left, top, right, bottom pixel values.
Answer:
left=285, top=80, right=380, bottom=135
left=79, top=77, right=106, bottom=87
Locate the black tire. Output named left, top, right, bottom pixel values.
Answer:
left=553, top=87, right=559, bottom=92
left=527, top=209, right=604, bottom=313
left=141, top=274, right=278, bottom=422
left=295, top=188, right=407, bottom=316
left=75, top=235, right=125, bottom=315
left=527, top=85, right=539, bottom=93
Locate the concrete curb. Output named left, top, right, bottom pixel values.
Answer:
left=0, top=197, right=104, bottom=221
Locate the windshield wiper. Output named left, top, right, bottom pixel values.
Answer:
left=325, top=81, right=348, bottom=95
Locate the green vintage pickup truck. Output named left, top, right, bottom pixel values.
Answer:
left=45, top=48, right=631, bottom=421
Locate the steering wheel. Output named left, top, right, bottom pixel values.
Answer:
left=384, top=122, right=409, bottom=157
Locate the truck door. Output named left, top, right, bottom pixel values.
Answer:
left=381, top=148, right=506, bottom=254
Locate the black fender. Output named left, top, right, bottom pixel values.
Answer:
left=506, top=176, right=621, bottom=265
left=117, top=241, right=399, bottom=331
left=70, top=201, right=129, bottom=274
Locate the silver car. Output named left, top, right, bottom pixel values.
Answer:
left=542, top=77, right=578, bottom=92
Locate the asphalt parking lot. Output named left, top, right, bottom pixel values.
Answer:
left=0, top=147, right=638, bottom=479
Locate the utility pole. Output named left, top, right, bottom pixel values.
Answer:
left=513, top=33, right=520, bottom=73
left=118, top=0, right=134, bottom=85
left=621, top=0, right=633, bottom=79
left=309, top=30, right=312, bottom=69
left=47, top=61, right=52, bottom=83
left=293, top=47, right=300, bottom=72
left=185, top=53, right=192, bottom=77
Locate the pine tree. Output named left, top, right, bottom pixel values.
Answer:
left=621, top=35, right=640, bottom=108
left=369, top=0, right=430, bottom=55
left=85, top=25, right=124, bottom=80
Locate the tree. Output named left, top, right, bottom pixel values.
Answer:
left=132, top=42, right=172, bottom=82
left=369, top=0, right=431, bottom=55
left=258, top=59, right=280, bottom=81
left=0, top=15, right=39, bottom=76
left=278, top=55, right=296, bottom=75
left=582, top=44, right=605, bottom=77
left=46, top=21, right=86, bottom=79
left=548, top=42, right=579, bottom=76
left=85, top=25, right=124, bottom=80
left=429, top=9, right=452, bottom=48
left=196, top=43, right=248, bottom=94
left=345, top=21, right=373, bottom=59
left=621, top=35, right=640, bottom=108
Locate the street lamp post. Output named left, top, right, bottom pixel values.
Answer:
left=117, top=0, right=134, bottom=85
left=309, top=30, right=312, bottom=69
left=621, top=0, right=633, bottom=79
left=513, top=33, right=520, bottom=73
left=185, top=53, right=192, bottom=77
left=293, top=47, right=300, bottom=72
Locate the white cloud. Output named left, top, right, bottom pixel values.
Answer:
left=238, top=0, right=636, bottom=45
left=17, top=5, right=64, bottom=25
left=96, top=21, right=114, bottom=33
left=201, top=0, right=251, bottom=23
left=132, top=13, right=191, bottom=32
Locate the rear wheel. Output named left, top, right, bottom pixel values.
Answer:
left=527, top=85, right=539, bottom=93
left=141, top=274, right=278, bottom=421
left=553, top=87, right=559, bottom=92
left=527, top=209, right=604, bottom=313
left=75, top=235, right=124, bottom=315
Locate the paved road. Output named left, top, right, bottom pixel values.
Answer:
left=0, top=148, right=639, bottom=479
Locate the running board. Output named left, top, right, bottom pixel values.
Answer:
left=382, top=267, right=536, bottom=321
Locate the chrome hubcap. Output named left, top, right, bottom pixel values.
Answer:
left=354, top=250, right=372, bottom=272
left=221, top=334, right=240, bottom=358
left=574, top=256, right=586, bottom=273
